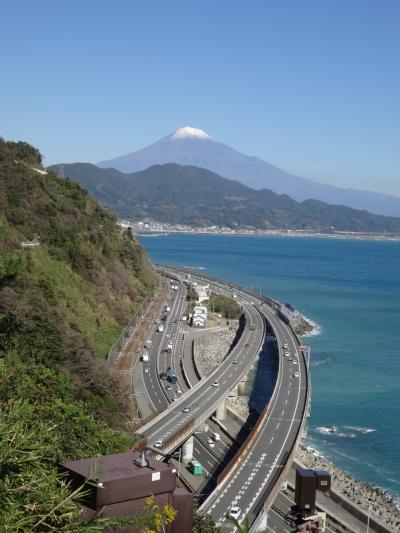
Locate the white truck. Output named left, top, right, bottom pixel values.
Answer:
left=158, top=324, right=164, bottom=333
left=166, top=306, right=171, bottom=313
left=141, top=352, right=149, bottom=362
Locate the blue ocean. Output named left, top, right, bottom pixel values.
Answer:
left=138, top=234, right=400, bottom=500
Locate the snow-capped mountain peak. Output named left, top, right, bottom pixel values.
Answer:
left=170, top=127, right=213, bottom=141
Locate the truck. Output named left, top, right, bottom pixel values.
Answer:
left=188, top=460, right=203, bottom=476
left=141, top=352, right=149, bottom=363
left=166, top=342, right=173, bottom=353
left=158, top=324, right=164, bottom=333
left=145, top=340, right=152, bottom=349
left=166, top=306, right=171, bottom=312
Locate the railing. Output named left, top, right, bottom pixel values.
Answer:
left=150, top=267, right=310, bottom=526
left=107, top=292, right=155, bottom=365
left=137, top=306, right=265, bottom=444
left=214, top=315, right=281, bottom=488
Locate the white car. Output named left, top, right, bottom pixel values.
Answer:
left=182, top=407, right=190, bottom=413
left=208, top=438, right=215, bottom=448
left=228, top=506, right=241, bottom=520
left=154, top=440, right=163, bottom=448
left=292, top=360, right=298, bottom=365
left=283, top=343, right=288, bottom=349
left=284, top=351, right=290, bottom=356
left=144, top=368, right=149, bottom=374
left=212, top=380, right=220, bottom=387
left=293, top=372, right=299, bottom=378
left=176, top=389, right=183, bottom=395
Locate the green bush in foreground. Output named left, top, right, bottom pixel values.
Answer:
left=0, top=403, right=175, bottom=531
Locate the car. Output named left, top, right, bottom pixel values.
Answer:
left=293, top=372, right=299, bottom=378
left=283, top=343, right=288, bottom=349
left=154, top=440, right=163, bottom=448
left=207, top=438, right=215, bottom=448
left=244, top=343, right=249, bottom=348
left=176, top=389, right=183, bottom=395
left=284, top=351, right=290, bottom=356
left=166, top=385, right=172, bottom=390
left=182, top=407, right=190, bottom=413
left=144, top=368, right=149, bottom=374
left=232, top=360, right=238, bottom=365
left=228, top=506, right=241, bottom=520
left=292, top=360, right=298, bottom=365
left=212, top=380, right=220, bottom=387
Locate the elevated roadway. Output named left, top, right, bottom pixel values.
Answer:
left=134, top=267, right=309, bottom=530
left=138, top=296, right=265, bottom=453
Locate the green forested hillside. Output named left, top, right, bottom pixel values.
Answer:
left=51, top=162, right=400, bottom=233
left=0, top=139, right=157, bottom=529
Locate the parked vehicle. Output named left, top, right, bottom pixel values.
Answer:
left=158, top=324, right=164, bottom=333
left=141, top=352, right=149, bottom=362
left=145, top=340, right=152, bottom=349
left=213, top=432, right=221, bottom=442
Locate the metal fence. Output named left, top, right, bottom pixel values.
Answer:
left=107, top=293, right=155, bottom=366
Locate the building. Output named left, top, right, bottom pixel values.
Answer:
left=60, top=450, right=193, bottom=532
left=195, top=284, right=209, bottom=303
left=191, top=304, right=208, bottom=328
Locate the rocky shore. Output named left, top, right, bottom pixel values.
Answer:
left=290, top=313, right=317, bottom=336
left=192, top=317, right=400, bottom=531
left=296, top=445, right=400, bottom=531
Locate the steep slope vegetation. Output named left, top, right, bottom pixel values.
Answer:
left=0, top=139, right=157, bottom=527
left=52, top=162, right=400, bottom=233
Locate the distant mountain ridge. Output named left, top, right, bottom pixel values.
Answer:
left=97, top=127, right=400, bottom=217
left=49, top=161, right=400, bottom=234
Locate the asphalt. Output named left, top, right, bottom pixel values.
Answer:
left=206, top=301, right=307, bottom=530
left=139, top=288, right=265, bottom=450
left=134, top=269, right=309, bottom=531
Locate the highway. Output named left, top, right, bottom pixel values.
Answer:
left=139, top=296, right=265, bottom=450
left=139, top=282, right=186, bottom=411
left=134, top=268, right=309, bottom=531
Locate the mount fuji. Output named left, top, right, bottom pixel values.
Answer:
left=97, top=127, right=400, bottom=217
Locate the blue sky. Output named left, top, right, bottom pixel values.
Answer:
left=1, top=1, right=399, bottom=196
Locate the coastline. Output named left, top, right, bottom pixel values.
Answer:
left=193, top=318, right=400, bottom=529
left=135, top=228, right=400, bottom=242
left=296, top=444, right=400, bottom=531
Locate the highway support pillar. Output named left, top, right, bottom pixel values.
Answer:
left=215, top=399, right=226, bottom=421
left=237, top=376, right=247, bottom=396
left=182, top=436, right=194, bottom=464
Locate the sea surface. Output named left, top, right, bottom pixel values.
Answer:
left=138, top=233, right=400, bottom=500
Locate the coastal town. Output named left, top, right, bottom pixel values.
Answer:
left=119, top=219, right=400, bottom=241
